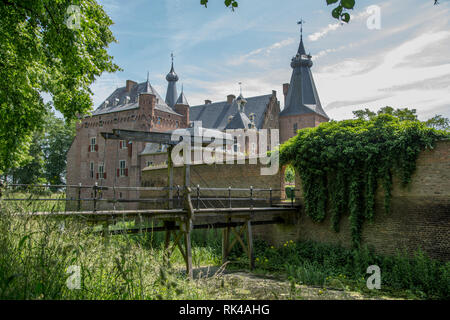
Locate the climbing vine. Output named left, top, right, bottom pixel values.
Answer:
left=280, top=115, right=448, bottom=247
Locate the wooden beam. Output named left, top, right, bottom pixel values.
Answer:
left=247, top=219, right=255, bottom=270
left=168, top=146, right=173, bottom=209
left=184, top=225, right=193, bottom=279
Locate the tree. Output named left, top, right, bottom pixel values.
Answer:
left=42, top=112, right=76, bottom=187
left=8, top=131, right=46, bottom=185
left=353, top=107, right=449, bottom=132
left=0, top=0, right=119, bottom=173
left=425, top=115, right=450, bottom=131
left=353, top=107, right=419, bottom=121
left=203, top=0, right=438, bottom=23
left=5, top=111, right=76, bottom=187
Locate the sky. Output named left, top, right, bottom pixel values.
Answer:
left=91, top=0, right=450, bottom=121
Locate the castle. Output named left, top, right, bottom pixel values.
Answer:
left=66, top=33, right=329, bottom=199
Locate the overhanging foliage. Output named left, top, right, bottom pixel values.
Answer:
left=280, top=115, right=449, bottom=247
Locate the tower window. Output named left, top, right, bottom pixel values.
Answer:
left=293, top=123, right=298, bottom=135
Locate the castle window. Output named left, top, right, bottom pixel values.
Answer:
left=119, top=140, right=127, bottom=149
left=89, top=137, right=97, bottom=152
left=175, top=120, right=179, bottom=128
left=97, top=163, right=105, bottom=180
left=146, top=161, right=153, bottom=167
left=90, top=162, right=94, bottom=179
left=119, top=160, right=127, bottom=177
left=293, top=123, right=298, bottom=135
left=157, top=117, right=162, bottom=125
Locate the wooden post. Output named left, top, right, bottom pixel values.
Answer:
left=93, top=183, right=98, bottom=212
left=196, top=185, right=200, bottom=209
left=184, top=222, right=193, bottom=279
left=247, top=219, right=255, bottom=270
left=228, top=186, right=232, bottom=208
left=77, top=183, right=82, bottom=211
left=269, top=187, right=272, bottom=207
left=222, top=217, right=231, bottom=264
left=112, top=186, right=116, bottom=211
left=167, top=145, right=173, bottom=209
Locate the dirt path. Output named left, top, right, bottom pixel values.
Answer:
left=189, top=266, right=400, bottom=300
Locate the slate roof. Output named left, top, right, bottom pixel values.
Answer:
left=190, top=94, right=272, bottom=130
left=225, top=112, right=252, bottom=130
left=92, top=81, right=181, bottom=116
left=279, top=38, right=329, bottom=120
left=176, top=91, right=189, bottom=105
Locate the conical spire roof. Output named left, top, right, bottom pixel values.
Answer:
left=176, top=86, right=189, bottom=105
left=297, top=37, right=306, bottom=55
left=280, top=33, right=329, bottom=120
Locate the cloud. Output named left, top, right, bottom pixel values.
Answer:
left=227, top=38, right=296, bottom=66
left=308, top=23, right=341, bottom=42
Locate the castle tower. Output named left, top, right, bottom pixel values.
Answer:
left=165, top=53, right=179, bottom=109
left=279, top=22, right=329, bottom=143
left=174, top=85, right=190, bottom=127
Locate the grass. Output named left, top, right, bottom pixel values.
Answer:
left=0, top=193, right=448, bottom=300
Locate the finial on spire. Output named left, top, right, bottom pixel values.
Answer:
left=146, top=71, right=149, bottom=82
left=238, top=82, right=242, bottom=95
left=297, top=19, right=305, bottom=40
left=181, top=83, right=184, bottom=93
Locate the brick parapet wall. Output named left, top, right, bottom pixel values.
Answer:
left=266, top=140, right=450, bottom=260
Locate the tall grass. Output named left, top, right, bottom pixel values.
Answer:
left=251, top=240, right=450, bottom=299
left=0, top=199, right=224, bottom=300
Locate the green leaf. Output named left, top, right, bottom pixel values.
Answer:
left=332, top=6, right=343, bottom=19
left=341, top=13, right=350, bottom=23
left=341, top=0, right=356, bottom=9
left=327, top=0, right=339, bottom=4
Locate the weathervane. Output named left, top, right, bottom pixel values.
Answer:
left=171, top=52, right=174, bottom=63
left=297, top=19, right=305, bottom=39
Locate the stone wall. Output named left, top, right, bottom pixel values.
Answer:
left=257, top=140, right=450, bottom=261
left=140, top=140, right=449, bottom=260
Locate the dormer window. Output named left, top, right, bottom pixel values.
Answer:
left=114, top=98, right=119, bottom=106
left=124, top=96, right=130, bottom=104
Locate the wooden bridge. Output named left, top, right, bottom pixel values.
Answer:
left=1, top=129, right=299, bottom=277
left=1, top=183, right=299, bottom=278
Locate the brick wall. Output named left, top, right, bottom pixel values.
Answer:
left=140, top=159, right=283, bottom=209
left=257, top=140, right=450, bottom=261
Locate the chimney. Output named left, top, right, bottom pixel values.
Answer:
left=138, top=93, right=155, bottom=117
left=227, top=94, right=236, bottom=104
left=126, top=80, right=137, bottom=92
left=205, top=100, right=212, bottom=105
left=283, top=83, right=289, bottom=106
